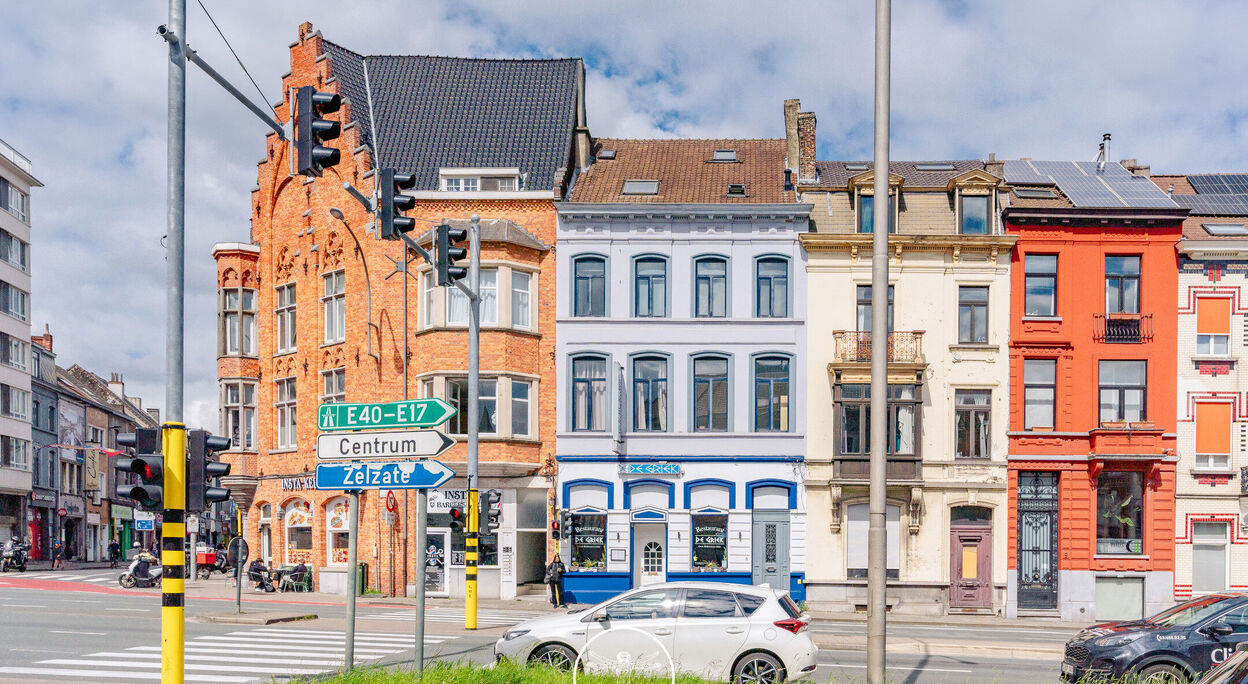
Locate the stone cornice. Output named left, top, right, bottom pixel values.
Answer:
left=800, top=233, right=1018, bottom=262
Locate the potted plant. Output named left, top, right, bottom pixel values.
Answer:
left=1101, top=420, right=1128, bottom=429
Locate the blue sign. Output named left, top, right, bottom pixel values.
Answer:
left=134, top=519, right=154, bottom=531
left=619, top=463, right=681, bottom=476
left=315, top=460, right=455, bottom=491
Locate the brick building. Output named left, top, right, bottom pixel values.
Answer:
left=215, top=23, right=589, bottom=596
left=1002, top=159, right=1186, bottom=621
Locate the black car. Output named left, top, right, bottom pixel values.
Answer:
left=1061, top=594, right=1248, bottom=683
left=1196, top=643, right=1248, bottom=684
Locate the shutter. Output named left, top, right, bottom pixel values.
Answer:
left=1195, top=403, right=1233, bottom=455
left=1196, top=297, right=1232, bottom=335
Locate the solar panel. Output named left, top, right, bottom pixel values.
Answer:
left=1190, top=174, right=1248, bottom=195
left=1172, top=194, right=1248, bottom=215
left=1002, top=160, right=1048, bottom=184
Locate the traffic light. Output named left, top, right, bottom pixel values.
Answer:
left=435, top=222, right=468, bottom=286
left=560, top=509, right=574, bottom=541
left=448, top=505, right=465, bottom=534
left=378, top=168, right=417, bottom=240
left=187, top=429, right=232, bottom=513
left=294, top=85, right=341, bottom=177
left=116, top=428, right=163, bottom=511
left=482, top=489, right=502, bottom=535
left=550, top=519, right=560, bottom=541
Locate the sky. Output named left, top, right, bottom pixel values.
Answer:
left=1, top=0, right=1247, bottom=430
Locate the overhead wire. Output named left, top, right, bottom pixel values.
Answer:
left=195, top=0, right=277, bottom=118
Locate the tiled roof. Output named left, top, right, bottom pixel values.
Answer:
left=1150, top=175, right=1196, bottom=195
left=565, top=138, right=796, bottom=204
left=1007, top=186, right=1073, bottom=209
left=812, top=160, right=985, bottom=188
left=322, top=40, right=581, bottom=192
left=1180, top=216, right=1248, bottom=242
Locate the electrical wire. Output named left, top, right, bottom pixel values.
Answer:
left=195, top=0, right=276, bottom=117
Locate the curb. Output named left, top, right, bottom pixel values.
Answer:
left=194, top=611, right=319, bottom=625
left=812, top=635, right=1061, bottom=661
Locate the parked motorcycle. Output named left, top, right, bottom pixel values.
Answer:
left=1, top=537, right=28, bottom=572
left=119, top=555, right=161, bottom=588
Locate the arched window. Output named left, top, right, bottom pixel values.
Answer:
left=694, top=257, right=728, bottom=318
left=632, top=355, right=668, bottom=432
left=571, top=354, right=608, bottom=431
left=634, top=256, right=668, bottom=317
left=324, top=496, right=351, bottom=565
left=755, top=257, right=789, bottom=317
left=283, top=499, right=312, bottom=565
left=573, top=256, right=606, bottom=317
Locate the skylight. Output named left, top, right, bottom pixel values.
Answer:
left=845, top=163, right=869, bottom=171
left=712, top=149, right=738, bottom=162
left=727, top=184, right=746, bottom=196
left=914, top=162, right=955, bottom=171
left=622, top=180, right=659, bottom=195
left=597, top=150, right=616, bottom=160
left=1203, top=223, right=1248, bottom=236
left=1015, top=187, right=1057, bottom=199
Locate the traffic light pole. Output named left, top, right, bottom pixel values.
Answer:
left=461, top=215, right=481, bottom=630
left=161, top=424, right=187, bottom=684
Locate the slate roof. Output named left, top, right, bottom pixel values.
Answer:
left=322, top=40, right=581, bottom=192
left=813, top=160, right=985, bottom=188
left=566, top=138, right=797, bottom=204
left=413, top=218, right=549, bottom=252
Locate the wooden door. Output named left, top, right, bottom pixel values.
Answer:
left=950, top=527, right=992, bottom=608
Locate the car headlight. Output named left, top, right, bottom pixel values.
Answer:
left=1094, top=633, right=1144, bottom=647
left=502, top=629, right=531, bottom=641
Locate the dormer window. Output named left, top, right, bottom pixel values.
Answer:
left=444, top=177, right=478, bottom=192
left=440, top=168, right=520, bottom=192
left=712, top=149, right=738, bottom=162
left=846, top=163, right=869, bottom=171
left=1015, top=187, right=1057, bottom=199
left=1202, top=223, right=1248, bottom=236
left=597, top=150, right=617, bottom=160
left=914, top=162, right=955, bottom=171
left=727, top=184, right=746, bottom=196
left=623, top=180, right=659, bottom=195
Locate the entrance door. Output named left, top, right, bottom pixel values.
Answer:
left=260, top=524, right=271, bottom=566
left=632, top=524, right=666, bottom=588
left=425, top=529, right=449, bottom=595
left=950, top=527, right=992, bottom=608
left=1017, top=471, right=1059, bottom=610
left=751, top=512, right=790, bottom=592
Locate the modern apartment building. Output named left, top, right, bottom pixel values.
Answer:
left=554, top=138, right=811, bottom=604
left=786, top=101, right=1016, bottom=615
left=0, top=137, right=36, bottom=544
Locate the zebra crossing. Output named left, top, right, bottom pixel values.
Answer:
left=0, top=626, right=459, bottom=682
left=360, top=606, right=550, bottom=627
left=15, top=570, right=120, bottom=584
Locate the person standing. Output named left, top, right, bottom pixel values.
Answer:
left=545, top=554, right=567, bottom=608
left=51, top=540, right=65, bottom=570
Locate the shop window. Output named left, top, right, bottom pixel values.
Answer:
left=691, top=513, right=727, bottom=571
left=847, top=503, right=899, bottom=578
left=1196, top=297, right=1231, bottom=355
left=1195, top=403, right=1233, bottom=470
left=570, top=513, right=606, bottom=570
left=1096, top=471, right=1144, bottom=555
left=1192, top=522, right=1229, bottom=593
left=284, top=500, right=312, bottom=564
left=324, top=497, right=350, bottom=565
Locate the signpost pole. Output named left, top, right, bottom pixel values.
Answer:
left=466, top=214, right=480, bottom=630
left=414, top=488, right=427, bottom=672
left=345, top=489, right=359, bottom=671
left=235, top=551, right=242, bottom=613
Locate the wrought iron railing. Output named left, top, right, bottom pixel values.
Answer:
left=1093, top=313, right=1153, bottom=343
left=832, top=330, right=925, bottom=363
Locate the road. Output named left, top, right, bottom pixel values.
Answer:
left=0, top=571, right=1070, bottom=683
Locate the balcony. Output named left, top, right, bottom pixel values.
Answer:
left=1093, top=313, right=1153, bottom=344
left=832, top=331, right=926, bottom=364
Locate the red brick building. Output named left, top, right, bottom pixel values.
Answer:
left=214, top=22, right=589, bottom=596
left=1001, top=160, right=1186, bottom=621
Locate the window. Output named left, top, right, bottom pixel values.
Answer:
left=1096, top=471, right=1144, bottom=555
left=960, top=195, right=990, bottom=235
left=31, top=349, right=39, bottom=378
left=694, top=257, right=727, bottom=318
left=0, top=332, right=26, bottom=371
left=421, top=271, right=435, bottom=329
left=0, top=385, right=27, bottom=420
left=690, top=514, right=728, bottom=571
left=755, top=258, right=789, bottom=317
left=838, top=384, right=918, bottom=456
left=283, top=500, right=312, bottom=564
left=0, top=229, right=28, bottom=270
left=683, top=590, right=738, bottom=617
left=511, top=271, right=532, bottom=329
left=622, top=180, right=660, bottom=195
left=1105, top=256, right=1141, bottom=314
left=955, top=390, right=991, bottom=459
left=712, top=149, right=738, bottom=162
left=0, top=281, right=27, bottom=321
left=754, top=356, right=790, bottom=432
left=856, top=285, right=894, bottom=332
left=222, top=381, right=256, bottom=450
left=511, top=380, right=531, bottom=437
left=1099, top=360, right=1147, bottom=423
left=1196, top=297, right=1231, bottom=355
left=571, top=356, right=607, bottom=432
left=443, top=176, right=479, bottom=192
left=693, top=356, right=729, bottom=432
left=1015, top=187, right=1057, bottom=199
left=480, top=176, right=516, bottom=192
left=0, top=179, right=28, bottom=223
left=847, top=503, right=899, bottom=578
left=1195, top=403, right=1232, bottom=470
left=727, top=183, right=746, bottom=196
left=634, top=257, right=667, bottom=317
left=857, top=193, right=896, bottom=234
left=604, top=589, right=681, bottom=620
left=446, top=378, right=497, bottom=435
left=222, top=288, right=257, bottom=356
left=275, top=377, right=296, bottom=449
left=321, top=368, right=346, bottom=404
left=570, top=513, right=606, bottom=568
left=0, top=436, right=28, bottom=469
left=325, top=497, right=351, bottom=564
left=321, top=271, right=345, bottom=344
left=1024, top=255, right=1057, bottom=317
left=573, top=256, right=606, bottom=317
left=632, top=356, right=668, bottom=432
left=274, top=284, right=296, bottom=353
left=1024, top=359, right=1056, bottom=429
left=1202, top=223, right=1248, bottom=236
left=479, top=269, right=498, bottom=326
left=735, top=594, right=765, bottom=616
left=958, top=286, right=989, bottom=343
left=1192, top=522, right=1229, bottom=593
left=479, top=379, right=497, bottom=434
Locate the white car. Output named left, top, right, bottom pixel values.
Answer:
left=494, top=581, right=819, bottom=683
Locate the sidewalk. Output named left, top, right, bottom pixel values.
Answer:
left=810, top=632, right=1065, bottom=660
left=808, top=608, right=1093, bottom=632
left=23, top=559, right=122, bottom=571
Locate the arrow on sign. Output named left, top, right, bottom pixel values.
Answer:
left=318, top=398, right=457, bottom=432
left=315, top=460, right=455, bottom=491
left=316, top=430, right=456, bottom=460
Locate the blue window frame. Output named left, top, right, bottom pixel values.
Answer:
left=754, top=355, right=790, bottom=432
left=573, top=256, right=606, bottom=317
left=755, top=257, right=789, bottom=317
left=694, top=257, right=728, bottom=318
left=571, top=355, right=608, bottom=431
left=634, top=257, right=667, bottom=317
left=632, top=356, right=668, bottom=432
left=693, top=356, right=729, bottom=432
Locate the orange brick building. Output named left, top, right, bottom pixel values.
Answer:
left=1000, top=160, right=1186, bottom=620
left=214, top=23, right=589, bottom=596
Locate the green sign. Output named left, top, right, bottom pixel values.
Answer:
left=318, top=399, right=457, bottom=432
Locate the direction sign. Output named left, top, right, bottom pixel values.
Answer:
left=316, top=429, right=455, bottom=460
left=317, top=399, right=456, bottom=432
left=315, top=460, right=455, bottom=491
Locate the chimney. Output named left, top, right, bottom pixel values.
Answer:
left=108, top=373, right=125, bottom=401
left=31, top=323, right=52, bottom=352
left=783, top=99, right=801, bottom=174
left=985, top=152, right=1003, bottom=178
left=146, top=408, right=161, bottom=424
left=130, top=395, right=142, bottom=410
left=796, top=111, right=817, bottom=182
left=298, top=21, right=314, bottom=40
left=1120, top=158, right=1151, bottom=177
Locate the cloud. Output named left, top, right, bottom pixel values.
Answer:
left=1, top=0, right=1245, bottom=431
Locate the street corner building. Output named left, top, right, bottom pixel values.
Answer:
left=1002, top=159, right=1185, bottom=621
left=0, top=137, right=34, bottom=548
left=552, top=135, right=811, bottom=605
left=787, top=100, right=1017, bottom=616
left=212, top=22, right=590, bottom=598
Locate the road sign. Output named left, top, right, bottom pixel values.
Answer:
left=135, top=518, right=154, bottom=531
left=316, top=429, right=455, bottom=460
left=227, top=537, right=248, bottom=567
left=317, top=399, right=456, bottom=432
left=385, top=490, right=398, bottom=512
left=315, top=460, right=455, bottom=491
left=186, top=515, right=199, bottom=534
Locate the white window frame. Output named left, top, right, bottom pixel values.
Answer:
left=274, top=283, right=297, bottom=354
left=0, top=229, right=28, bottom=271
left=324, top=496, right=351, bottom=566
left=511, top=270, right=532, bottom=330
left=0, top=332, right=26, bottom=371
left=221, top=287, right=257, bottom=357
left=321, top=271, right=346, bottom=344
left=511, top=379, right=532, bottom=438
left=1, top=384, right=28, bottom=420
left=221, top=380, right=256, bottom=450
left=321, top=367, right=346, bottom=404
left=480, top=269, right=498, bottom=326
left=1192, top=521, right=1230, bottom=593
left=275, top=377, right=297, bottom=449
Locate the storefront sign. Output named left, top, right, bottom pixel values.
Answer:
left=428, top=489, right=469, bottom=511
left=112, top=505, right=134, bottom=521
left=619, top=463, right=682, bottom=476
left=59, top=497, right=84, bottom=517
left=281, top=475, right=315, bottom=491
left=87, top=512, right=100, bottom=525
left=31, top=491, right=56, bottom=505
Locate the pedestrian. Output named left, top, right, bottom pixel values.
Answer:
left=107, top=538, right=121, bottom=568
left=545, top=554, right=567, bottom=608
left=51, top=540, right=64, bottom=570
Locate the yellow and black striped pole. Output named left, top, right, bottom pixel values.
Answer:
left=465, top=487, right=478, bottom=629
left=161, top=423, right=187, bottom=683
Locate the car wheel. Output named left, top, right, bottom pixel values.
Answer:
left=734, top=652, right=787, bottom=684
left=1139, top=664, right=1189, bottom=684
left=529, top=643, right=576, bottom=671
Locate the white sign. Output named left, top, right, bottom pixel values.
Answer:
left=186, top=515, right=200, bottom=534
left=134, top=511, right=155, bottom=522
left=427, top=489, right=502, bottom=511
left=316, top=430, right=455, bottom=460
